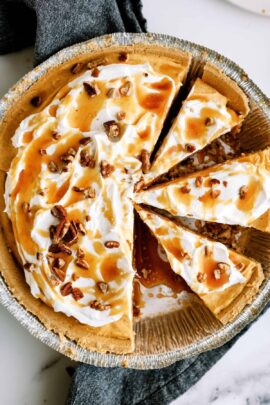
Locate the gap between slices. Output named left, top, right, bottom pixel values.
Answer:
left=134, top=204, right=264, bottom=324
left=143, top=63, right=249, bottom=186
left=135, top=148, right=270, bottom=232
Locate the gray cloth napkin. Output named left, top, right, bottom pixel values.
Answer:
left=0, top=1, right=267, bottom=404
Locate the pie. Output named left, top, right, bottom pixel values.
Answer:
left=0, top=45, right=267, bottom=355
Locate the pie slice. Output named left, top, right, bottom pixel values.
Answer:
left=135, top=205, right=264, bottom=324
left=135, top=149, right=270, bottom=232
left=145, top=63, right=249, bottom=183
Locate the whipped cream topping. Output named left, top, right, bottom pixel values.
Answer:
left=135, top=207, right=245, bottom=295
left=136, top=160, right=270, bottom=227
left=5, top=62, right=178, bottom=327
left=147, top=78, right=241, bottom=182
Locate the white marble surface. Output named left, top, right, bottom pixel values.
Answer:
left=0, top=0, right=270, bottom=404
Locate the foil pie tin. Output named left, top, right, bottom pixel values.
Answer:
left=0, top=33, right=269, bottom=369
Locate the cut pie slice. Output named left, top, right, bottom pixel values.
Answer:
left=135, top=205, right=264, bottom=324
left=145, top=63, right=249, bottom=183
left=135, top=149, right=270, bottom=232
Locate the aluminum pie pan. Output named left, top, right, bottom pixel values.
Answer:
left=0, top=32, right=269, bottom=370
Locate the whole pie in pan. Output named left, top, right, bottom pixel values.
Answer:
left=0, top=45, right=268, bottom=354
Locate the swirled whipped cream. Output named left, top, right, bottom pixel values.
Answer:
left=146, top=78, right=242, bottom=182
left=5, top=62, right=179, bottom=327
left=135, top=159, right=270, bottom=227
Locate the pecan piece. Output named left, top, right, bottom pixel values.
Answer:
left=36, top=252, right=43, bottom=261
left=213, top=269, right=221, bottom=280
left=118, top=52, right=128, bottom=62
left=84, top=187, right=96, bottom=199
left=205, top=117, right=215, bottom=126
left=30, top=96, right=42, bottom=107
left=52, top=132, right=61, bottom=140
left=239, top=185, right=248, bottom=200
left=52, top=257, right=65, bottom=269
left=87, top=58, right=107, bottom=69
left=63, top=221, right=78, bottom=246
left=209, top=178, right=220, bottom=186
left=116, top=111, right=126, bottom=121
left=60, top=282, right=73, bottom=296
left=197, top=272, right=207, bottom=283
left=48, top=161, right=59, bottom=173
left=119, top=81, right=132, bottom=96
left=39, top=148, right=47, bottom=156
left=180, top=185, right=191, bottom=194
left=100, top=160, right=115, bottom=178
left=223, top=180, right=228, bottom=187
left=79, top=150, right=95, bottom=168
left=83, top=82, right=99, bottom=97
left=49, top=243, right=72, bottom=255
left=91, top=67, right=100, bottom=77
left=75, top=258, right=89, bottom=269
left=103, top=120, right=121, bottom=141
left=72, top=288, right=84, bottom=301
left=141, top=149, right=151, bottom=174
left=51, top=205, right=67, bottom=219
left=89, top=300, right=111, bottom=311
left=104, top=241, right=120, bottom=249
left=71, top=63, right=84, bottom=74
left=85, top=214, right=91, bottom=222
left=23, top=262, right=36, bottom=272
left=79, top=137, right=91, bottom=145
left=195, top=176, right=203, bottom=188
left=53, top=219, right=70, bottom=242
left=52, top=267, right=66, bottom=282
left=76, top=247, right=85, bottom=258
left=97, top=281, right=109, bottom=294
left=106, top=88, right=119, bottom=99
left=210, top=189, right=221, bottom=199
left=185, top=143, right=196, bottom=153
left=75, top=221, right=86, bottom=236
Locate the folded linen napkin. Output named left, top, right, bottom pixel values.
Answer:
left=0, top=1, right=267, bottom=404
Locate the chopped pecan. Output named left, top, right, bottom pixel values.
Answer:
left=197, top=272, right=207, bottom=283
left=72, top=288, right=84, bottom=301
left=223, top=180, right=228, bottom=187
left=84, top=187, right=96, bottom=199
left=49, top=225, right=56, bottom=241
left=79, top=137, right=91, bottom=145
left=100, top=160, right=115, bottom=178
left=49, top=243, right=72, bottom=255
left=52, top=257, right=65, bottom=269
left=60, top=282, right=73, bottom=296
left=106, top=88, right=119, bottom=98
left=239, top=185, right=248, bottom=200
left=180, top=185, right=191, bottom=194
left=118, top=52, right=128, bottom=62
left=217, top=262, right=230, bottom=271
left=103, top=120, right=121, bottom=141
left=75, top=258, right=89, bottom=269
left=52, top=132, right=61, bottom=140
left=39, top=148, right=47, bottom=156
left=104, top=240, right=120, bottom=249
left=30, top=96, right=42, bottom=107
left=185, top=143, right=196, bottom=153
left=210, top=189, right=221, bottom=199
left=71, top=63, right=84, bottom=74
left=85, top=214, right=91, bottom=222
left=75, top=221, right=86, bottom=236
left=195, top=176, right=203, bottom=188
left=97, top=281, right=109, bottom=294
left=23, top=262, right=36, bottom=272
left=89, top=300, right=111, bottom=311
left=83, top=82, right=99, bottom=97
left=22, top=202, right=30, bottom=214
left=79, top=150, right=95, bottom=168
left=52, top=267, right=66, bottom=282
left=87, top=58, right=107, bottom=69
left=119, top=81, right=132, bottom=96
left=51, top=205, right=67, bottom=219
left=204, top=246, right=209, bottom=256
left=36, top=252, right=43, bottom=261
left=91, top=67, right=100, bottom=77
left=205, top=117, right=215, bottom=126
left=133, top=305, right=140, bottom=317
left=48, top=161, right=59, bottom=173
left=213, top=269, right=221, bottom=280
left=209, top=178, right=220, bottom=186
left=53, top=219, right=70, bottom=242
left=63, top=221, right=78, bottom=246
left=117, top=111, right=126, bottom=121
left=76, top=247, right=85, bottom=258
left=141, top=149, right=151, bottom=174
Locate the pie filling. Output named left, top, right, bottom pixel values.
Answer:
left=4, top=58, right=265, bottom=332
